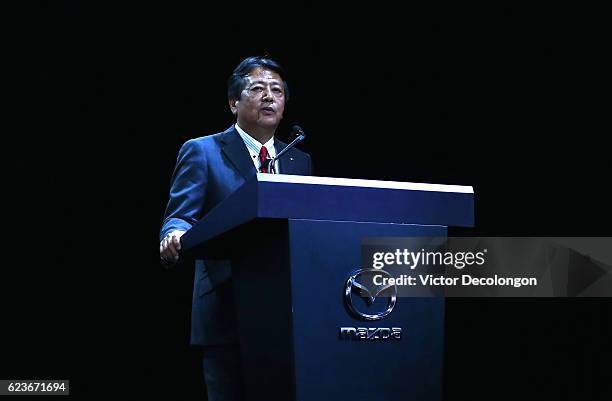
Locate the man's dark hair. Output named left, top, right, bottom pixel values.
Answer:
left=227, top=56, right=289, bottom=102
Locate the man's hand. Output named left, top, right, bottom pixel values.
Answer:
left=160, top=230, right=186, bottom=266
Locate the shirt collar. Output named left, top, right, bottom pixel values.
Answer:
left=235, top=123, right=276, bottom=157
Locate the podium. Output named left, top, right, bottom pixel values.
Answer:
left=181, top=174, right=474, bottom=401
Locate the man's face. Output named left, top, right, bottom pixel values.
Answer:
left=230, top=67, right=286, bottom=135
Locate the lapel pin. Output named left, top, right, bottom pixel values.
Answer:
left=290, top=157, right=294, bottom=161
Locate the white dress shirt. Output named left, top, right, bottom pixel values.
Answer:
left=235, top=123, right=280, bottom=173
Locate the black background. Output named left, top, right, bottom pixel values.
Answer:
left=5, top=2, right=611, bottom=400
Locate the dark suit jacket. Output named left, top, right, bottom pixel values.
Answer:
left=160, top=125, right=312, bottom=345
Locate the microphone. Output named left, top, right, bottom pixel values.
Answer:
left=268, top=125, right=306, bottom=173
left=289, top=124, right=305, bottom=138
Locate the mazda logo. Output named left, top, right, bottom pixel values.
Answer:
left=344, top=268, right=397, bottom=321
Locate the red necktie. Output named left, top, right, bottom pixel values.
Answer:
left=259, top=146, right=270, bottom=173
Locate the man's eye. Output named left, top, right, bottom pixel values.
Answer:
left=251, top=86, right=263, bottom=92
left=272, top=87, right=283, bottom=93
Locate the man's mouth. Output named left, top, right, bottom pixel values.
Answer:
left=261, top=106, right=275, bottom=113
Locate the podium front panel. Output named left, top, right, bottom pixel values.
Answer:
left=288, top=220, right=446, bottom=401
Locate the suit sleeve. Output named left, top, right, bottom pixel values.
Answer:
left=160, top=139, right=208, bottom=241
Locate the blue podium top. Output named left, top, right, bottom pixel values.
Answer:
left=181, top=174, right=474, bottom=252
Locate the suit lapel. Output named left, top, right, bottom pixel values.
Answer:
left=274, top=138, right=299, bottom=175
left=220, top=127, right=304, bottom=177
left=220, top=126, right=257, bottom=180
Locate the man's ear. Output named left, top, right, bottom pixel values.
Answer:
left=229, top=99, right=238, bottom=115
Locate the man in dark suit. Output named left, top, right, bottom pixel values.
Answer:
left=159, top=56, right=312, bottom=401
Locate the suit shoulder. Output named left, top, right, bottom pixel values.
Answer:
left=184, top=131, right=224, bottom=145
left=181, top=130, right=228, bottom=151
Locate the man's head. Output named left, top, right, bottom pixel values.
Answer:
left=227, top=56, right=288, bottom=140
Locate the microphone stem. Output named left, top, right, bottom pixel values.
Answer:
left=276, top=134, right=305, bottom=160
left=270, top=134, right=305, bottom=174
